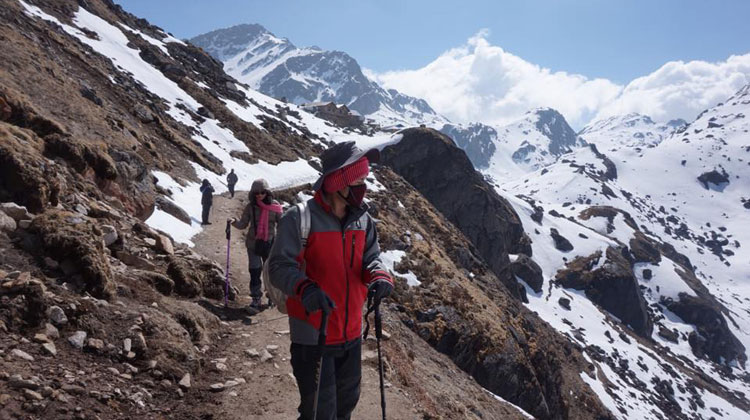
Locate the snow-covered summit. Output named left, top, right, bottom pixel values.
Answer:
left=480, top=107, right=588, bottom=180
left=579, top=112, right=685, bottom=156
left=190, top=24, right=447, bottom=128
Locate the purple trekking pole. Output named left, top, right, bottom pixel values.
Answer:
left=224, top=220, right=231, bottom=307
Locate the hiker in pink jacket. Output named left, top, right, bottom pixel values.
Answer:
left=229, top=178, right=282, bottom=310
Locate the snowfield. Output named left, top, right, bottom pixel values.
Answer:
left=488, top=86, right=750, bottom=419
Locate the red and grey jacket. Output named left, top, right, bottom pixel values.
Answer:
left=268, top=191, right=392, bottom=346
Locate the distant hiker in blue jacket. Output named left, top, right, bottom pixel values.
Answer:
left=227, top=169, right=238, bottom=198
left=200, top=179, right=214, bottom=225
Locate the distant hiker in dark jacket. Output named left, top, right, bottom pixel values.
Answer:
left=229, top=179, right=282, bottom=310
left=269, top=141, right=393, bottom=420
left=227, top=169, right=238, bottom=198
left=199, top=179, right=215, bottom=225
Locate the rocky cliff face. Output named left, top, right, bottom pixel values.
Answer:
left=382, top=127, right=531, bottom=299
left=369, top=167, right=613, bottom=420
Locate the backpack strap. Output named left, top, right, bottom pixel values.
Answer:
left=296, top=201, right=311, bottom=248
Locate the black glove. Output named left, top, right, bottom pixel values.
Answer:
left=301, top=282, right=334, bottom=315
left=367, top=278, right=393, bottom=303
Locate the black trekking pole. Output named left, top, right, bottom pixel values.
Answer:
left=224, top=220, right=231, bottom=307
left=312, top=311, right=329, bottom=420
left=374, top=300, right=387, bottom=420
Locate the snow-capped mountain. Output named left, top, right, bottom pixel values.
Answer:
left=440, top=122, right=498, bottom=169
left=487, top=85, right=750, bottom=419
left=444, top=108, right=588, bottom=178
left=579, top=113, right=687, bottom=157
left=190, top=24, right=446, bottom=128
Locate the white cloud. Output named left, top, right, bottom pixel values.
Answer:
left=594, top=55, right=750, bottom=122
left=369, top=30, right=750, bottom=129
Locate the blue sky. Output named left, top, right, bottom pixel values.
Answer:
left=117, top=0, right=750, bottom=84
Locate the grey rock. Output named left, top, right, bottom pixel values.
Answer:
left=133, top=105, right=155, bottom=123
left=68, top=331, right=87, bottom=349
left=0, top=211, right=16, bottom=232
left=178, top=373, right=191, bottom=389
left=260, top=349, right=273, bottom=363
left=155, top=234, right=174, bottom=255
left=42, top=342, right=57, bottom=356
left=49, top=306, right=68, bottom=326
left=9, top=374, right=39, bottom=390
left=23, top=389, right=44, bottom=401
left=86, top=338, right=105, bottom=352
left=155, top=196, right=191, bottom=224
left=44, top=323, right=60, bottom=339
left=11, top=349, right=34, bottom=362
left=101, top=225, right=118, bottom=247
left=0, top=202, right=31, bottom=221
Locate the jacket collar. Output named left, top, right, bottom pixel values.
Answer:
left=313, top=190, right=368, bottom=228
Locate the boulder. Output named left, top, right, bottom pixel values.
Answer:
left=11, top=349, right=34, bottom=362
left=101, top=225, right=118, bottom=247
left=68, top=331, right=87, bottom=349
left=155, top=234, right=174, bottom=255
left=178, top=373, right=191, bottom=389
left=48, top=306, right=68, bottom=326
left=133, top=104, right=155, bottom=123
left=29, top=210, right=116, bottom=300
left=658, top=326, right=678, bottom=343
left=0, top=202, right=31, bottom=221
left=86, top=338, right=105, bottom=352
left=629, top=232, right=662, bottom=264
left=155, top=196, right=191, bottom=225
left=510, top=255, right=544, bottom=293
left=0, top=211, right=15, bottom=232
left=556, top=247, right=652, bottom=337
left=558, top=297, right=571, bottom=310
left=665, top=294, right=746, bottom=366
left=140, top=271, right=174, bottom=296
left=550, top=228, right=574, bottom=252
left=42, top=342, right=57, bottom=356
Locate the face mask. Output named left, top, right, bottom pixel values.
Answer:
left=339, top=184, right=367, bottom=208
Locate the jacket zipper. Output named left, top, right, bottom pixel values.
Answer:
left=342, top=231, right=350, bottom=343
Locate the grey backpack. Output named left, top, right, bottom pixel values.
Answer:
left=262, top=202, right=311, bottom=314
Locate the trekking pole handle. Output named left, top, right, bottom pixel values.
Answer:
left=225, top=220, right=231, bottom=240
left=318, top=311, right=329, bottom=346
left=374, top=300, right=383, bottom=339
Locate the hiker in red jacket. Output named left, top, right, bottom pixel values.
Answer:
left=269, top=141, right=393, bottom=420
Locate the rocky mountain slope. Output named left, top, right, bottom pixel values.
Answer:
left=190, top=24, right=447, bottom=128
left=457, top=88, right=750, bottom=418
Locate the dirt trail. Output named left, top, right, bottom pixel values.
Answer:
left=184, top=192, right=420, bottom=419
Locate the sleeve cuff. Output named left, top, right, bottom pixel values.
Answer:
left=367, top=270, right=393, bottom=286
left=295, top=278, right=313, bottom=297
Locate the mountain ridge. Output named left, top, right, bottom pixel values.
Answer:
left=190, top=23, right=447, bottom=127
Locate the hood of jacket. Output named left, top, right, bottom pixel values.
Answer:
left=250, top=179, right=269, bottom=196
